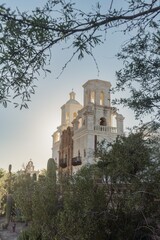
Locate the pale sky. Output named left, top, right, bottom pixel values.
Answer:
left=0, top=0, right=144, bottom=172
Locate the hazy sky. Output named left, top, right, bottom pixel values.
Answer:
left=0, top=0, right=143, bottom=172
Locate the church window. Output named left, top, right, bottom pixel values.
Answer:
left=66, top=112, right=69, bottom=124
left=100, top=91, right=104, bottom=105
left=66, top=112, right=69, bottom=120
left=90, top=91, right=95, bottom=103
left=78, top=118, right=82, bottom=128
left=73, top=112, right=77, bottom=119
left=54, top=132, right=60, bottom=142
left=100, top=117, right=107, bottom=126
left=112, top=114, right=117, bottom=128
left=70, top=91, right=75, bottom=99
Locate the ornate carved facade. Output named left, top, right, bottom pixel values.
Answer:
left=59, top=127, right=73, bottom=176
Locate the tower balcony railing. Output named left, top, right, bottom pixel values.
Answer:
left=94, top=125, right=117, bottom=133
left=59, top=158, right=67, bottom=168
left=72, top=156, right=82, bottom=166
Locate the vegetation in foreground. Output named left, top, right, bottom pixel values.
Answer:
left=1, top=129, right=159, bottom=240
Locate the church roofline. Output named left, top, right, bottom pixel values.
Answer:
left=82, top=79, right=111, bottom=88
left=61, top=100, right=82, bottom=109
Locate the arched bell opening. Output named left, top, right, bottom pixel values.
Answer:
left=100, top=117, right=107, bottom=126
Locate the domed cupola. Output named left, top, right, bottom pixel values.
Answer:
left=61, top=90, right=82, bottom=128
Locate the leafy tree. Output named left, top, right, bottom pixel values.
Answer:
left=114, top=23, right=160, bottom=121
left=16, top=159, right=59, bottom=240
left=0, top=0, right=159, bottom=108
left=30, top=159, right=58, bottom=239
left=95, top=131, right=160, bottom=239
left=57, top=166, right=109, bottom=240
left=56, top=132, right=160, bottom=240
left=13, top=173, right=35, bottom=223
left=14, top=133, right=160, bottom=239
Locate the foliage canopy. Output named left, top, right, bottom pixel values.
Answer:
left=12, top=132, right=160, bottom=240
left=0, top=0, right=159, bottom=112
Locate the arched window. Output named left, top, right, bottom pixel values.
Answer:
left=54, top=132, right=60, bottom=142
left=73, top=112, right=77, bottom=119
left=78, top=118, right=82, bottom=128
left=100, top=117, right=107, bottom=126
left=100, top=91, right=104, bottom=105
left=85, top=92, right=89, bottom=105
left=66, top=112, right=69, bottom=120
left=112, top=114, right=117, bottom=128
left=66, top=112, right=69, bottom=124
left=90, top=91, right=95, bottom=103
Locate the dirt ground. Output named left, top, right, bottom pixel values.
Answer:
left=0, top=217, right=27, bottom=240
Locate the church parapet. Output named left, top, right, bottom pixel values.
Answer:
left=94, top=125, right=117, bottom=133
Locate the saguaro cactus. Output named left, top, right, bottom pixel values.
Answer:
left=47, top=158, right=56, bottom=184
left=2, top=164, right=13, bottom=229
left=8, top=164, right=12, bottom=193
left=5, top=194, right=13, bottom=226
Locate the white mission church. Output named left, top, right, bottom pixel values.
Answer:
left=52, top=79, right=124, bottom=175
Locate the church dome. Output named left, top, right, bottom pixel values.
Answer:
left=65, top=91, right=81, bottom=105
